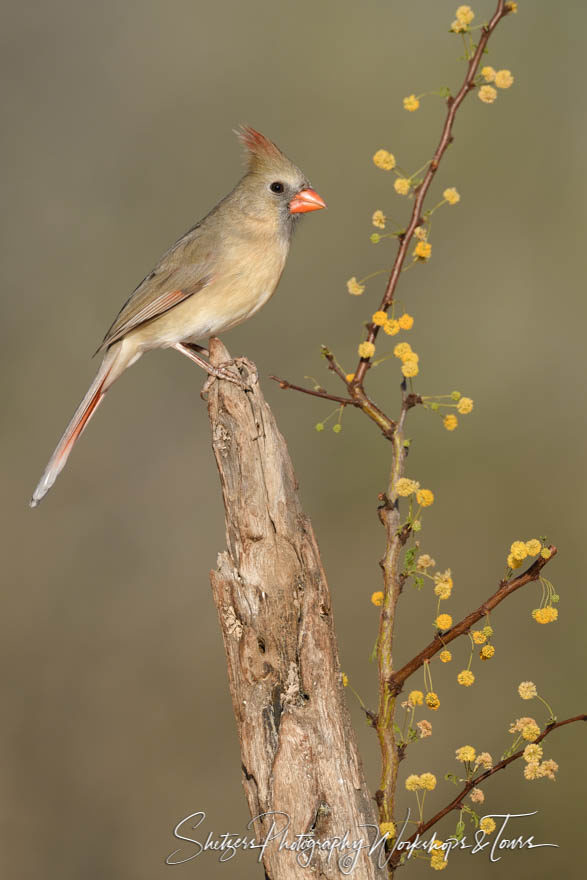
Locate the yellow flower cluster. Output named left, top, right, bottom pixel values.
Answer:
left=373, top=149, right=396, bottom=170
left=399, top=313, right=414, bottom=329
left=403, top=94, right=420, bottom=112
left=480, top=644, right=495, bottom=660
left=417, top=719, right=433, bottom=738
left=506, top=1, right=518, bottom=11
left=417, top=553, right=436, bottom=570
left=409, top=689, right=424, bottom=706
left=451, top=4, right=475, bottom=32
left=372, top=310, right=388, bottom=326
left=426, top=691, right=440, bottom=710
left=518, top=681, right=537, bottom=700
left=372, top=209, right=386, bottom=229
left=532, top=606, right=558, bottom=624
left=509, top=716, right=540, bottom=741
left=456, top=745, right=476, bottom=762
left=396, top=477, right=420, bottom=497
left=435, top=613, right=453, bottom=631
left=457, top=396, right=473, bottom=414
left=405, top=772, right=437, bottom=791
left=506, top=538, right=543, bottom=569
left=417, top=488, right=434, bottom=507
left=384, top=319, right=400, bottom=336
left=470, top=788, right=484, bottom=804
left=439, top=650, right=452, bottom=663
left=471, top=630, right=486, bottom=645
left=524, top=759, right=558, bottom=781
left=443, top=414, right=458, bottom=431
left=434, top=569, right=453, bottom=600
left=393, top=341, right=420, bottom=377
left=371, top=591, right=384, bottom=607
left=414, top=240, right=432, bottom=260
left=443, top=187, right=460, bottom=206
left=394, top=177, right=411, bottom=196
left=341, top=672, right=349, bottom=687
left=475, top=752, right=493, bottom=770
left=346, top=276, right=365, bottom=295
left=430, top=840, right=448, bottom=871
left=495, top=69, right=514, bottom=88
left=478, top=85, right=497, bottom=104
left=523, top=744, right=543, bottom=763
left=480, top=817, right=496, bottom=834
left=478, top=68, right=514, bottom=103
left=457, top=669, right=475, bottom=687
left=379, top=821, right=396, bottom=837
left=358, top=341, right=375, bottom=358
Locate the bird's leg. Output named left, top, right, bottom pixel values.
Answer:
left=183, top=342, right=210, bottom=357
left=174, top=342, right=251, bottom=391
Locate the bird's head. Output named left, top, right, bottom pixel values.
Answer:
left=235, top=125, right=326, bottom=233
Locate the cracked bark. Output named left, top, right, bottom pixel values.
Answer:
left=206, top=339, right=386, bottom=879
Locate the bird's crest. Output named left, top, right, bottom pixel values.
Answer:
left=235, top=125, right=289, bottom=173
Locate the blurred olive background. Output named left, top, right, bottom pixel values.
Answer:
left=2, top=1, right=586, bottom=877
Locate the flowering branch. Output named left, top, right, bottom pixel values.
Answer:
left=389, top=547, right=557, bottom=693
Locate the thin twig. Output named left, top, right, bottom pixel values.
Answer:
left=269, top=376, right=355, bottom=406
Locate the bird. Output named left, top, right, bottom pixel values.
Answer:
left=30, top=126, right=326, bottom=508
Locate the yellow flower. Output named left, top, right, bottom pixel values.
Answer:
left=510, top=540, right=528, bottom=561
left=373, top=149, right=396, bottom=170
left=414, top=240, right=432, bottom=260
left=506, top=1, right=518, bottom=11
left=402, top=360, right=419, bottom=378
left=394, top=177, right=411, bottom=196
left=371, top=591, right=384, bottom=607
left=372, top=310, right=388, bottom=326
left=524, top=761, right=542, bottom=780
left=457, top=396, right=473, bottom=414
left=341, top=673, right=349, bottom=687
left=347, top=276, right=365, bottom=295
left=495, top=69, right=514, bottom=89
left=480, top=644, right=495, bottom=660
left=470, top=788, right=485, bottom=804
left=417, top=719, right=433, bottom=738
left=434, top=570, right=453, bottom=600
left=518, top=681, right=537, bottom=700
left=451, top=18, right=467, bottom=33
left=481, top=66, right=496, bottom=82
left=471, top=630, right=486, bottom=645
left=417, top=553, right=436, bottom=570
left=509, top=716, right=537, bottom=734
left=475, top=752, right=493, bottom=770
left=430, top=852, right=448, bottom=871
left=456, top=5, right=475, bottom=25
left=379, top=821, right=396, bottom=837
left=346, top=373, right=355, bottom=382
left=384, top=319, right=401, bottom=336
left=419, top=772, right=437, bottom=791
left=525, top=539, right=541, bottom=556
left=541, top=547, right=552, bottom=559
left=439, top=650, right=452, bottom=663
left=532, top=606, right=558, bottom=624
left=414, top=226, right=427, bottom=240
left=435, top=613, right=453, bottom=631
left=396, top=478, right=420, bottom=497
left=521, top=720, right=541, bottom=742
left=480, top=817, right=496, bottom=834
left=405, top=774, right=423, bottom=791
left=398, top=313, right=414, bottom=330
left=417, top=488, right=435, bottom=507
left=540, top=759, right=558, bottom=780
left=457, top=670, right=475, bottom=687
left=394, top=342, right=413, bottom=359
left=456, top=745, right=476, bottom=762
left=443, top=187, right=460, bottom=206
left=402, top=351, right=419, bottom=364
left=523, top=744, right=543, bottom=763
left=409, top=690, right=424, bottom=706
left=372, top=209, right=386, bottom=229
left=483, top=625, right=494, bottom=637
left=358, top=341, right=375, bottom=358
left=507, top=553, right=523, bottom=569
left=443, top=414, right=458, bottom=431
left=426, top=691, right=440, bottom=710
left=478, top=85, right=498, bottom=104
left=403, top=94, right=420, bottom=112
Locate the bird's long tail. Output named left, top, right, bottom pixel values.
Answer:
left=30, top=345, right=127, bottom=508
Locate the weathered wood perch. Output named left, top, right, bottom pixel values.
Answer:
left=206, top=338, right=385, bottom=879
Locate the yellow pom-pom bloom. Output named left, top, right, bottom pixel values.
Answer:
left=507, top=553, right=523, bottom=569
left=409, top=690, right=424, bottom=706
left=532, top=606, right=558, bottom=624
left=373, top=149, right=396, bottom=170
left=541, top=547, right=552, bottom=559
left=394, top=342, right=413, bottom=359
left=478, top=85, right=498, bottom=104
left=416, top=488, right=434, bottom=507
left=372, top=310, right=388, bottom=326
left=435, top=613, right=453, bottom=631
left=341, top=673, right=349, bottom=687
left=470, top=788, right=485, bottom=804
left=380, top=821, right=396, bottom=837
left=398, top=313, right=414, bottom=330
left=475, top=752, right=493, bottom=770
left=426, top=691, right=440, bottom=710
left=384, top=319, right=400, bottom=336
left=480, top=817, right=496, bottom=834
left=471, top=631, right=486, bottom=645
left=417, top=554, right=436, bottom=570
left=506, top=1, right=518, bottom=11
left=403, top=94, right=420, bottom=112
left=443, top=187, right=460, bottom=206
left=439, top=650, right=452, bottom=663
left=347, top=276, right=365, bottom=295
left=402, top=360, right=419, bottom=378
left=481, top=66, right=496, bottom=82
left=457, top=396, right=473, bottom=414
left=480, top=644, right=495, bottom=660
left=495, top=69, right=514, bottom=89
left=443, top=414, right=458, bottom=431
left=396, top=478, right=420, bottom=497
left=414, top=241, right=432, bottom=260
left=518, top=681, right=537, bottom=700
left=372, top=209, right=386, bottom=229
left=521, top=720, right=541, bottom=742
left=371, top=591, right=384, bottom=607
left=414, top=226, right=427, bottom=240
left=457, top=670, right=475, bottom=687
left=394, top=177, right=411, bottom=196
left=523, top=744, right=543, bottom=763
left=510, top=540, right=528, bottom=561
left=419, top=772, right=437, bottom=791
left=456, top=5, right=475, bottom=25
left=358, top=341, right=375, bottom=359
left=525, top=539, right=541, bottom=556
left=417, top=719, right=433, bottom=738
left=456, top=745, right=476, bottom=762
left=346, top=373, right=355, bottom=383
left=405, top=774, right=423, bottom=791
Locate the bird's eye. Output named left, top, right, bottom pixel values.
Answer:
left=269, top=181, right=284, bottom=194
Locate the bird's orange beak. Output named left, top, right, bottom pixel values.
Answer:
left=289, top=188, right=327, bottom=214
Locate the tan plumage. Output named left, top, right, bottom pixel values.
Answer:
left=30, top=127, right=326, bottom=507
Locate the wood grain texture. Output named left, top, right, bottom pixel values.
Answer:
left=206, top=338, right=385, bottom=879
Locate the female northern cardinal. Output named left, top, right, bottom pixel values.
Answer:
left=30, top=127, right=326, bottom=507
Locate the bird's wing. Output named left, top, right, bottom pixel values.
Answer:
left=97, top=224, right=214, bottom=353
